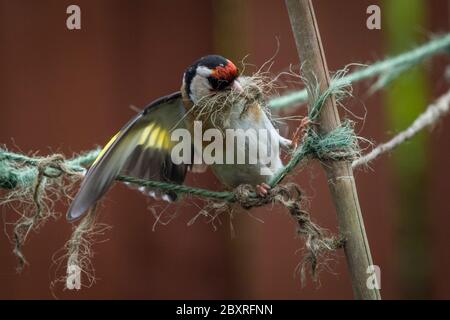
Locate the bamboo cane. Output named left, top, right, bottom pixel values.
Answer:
left=284, top=0, right=381, bottom=300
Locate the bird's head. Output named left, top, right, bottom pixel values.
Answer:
left=183, top=55, right=243, bottom=104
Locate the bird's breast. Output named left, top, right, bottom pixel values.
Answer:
left=211, top=101, right=284, bottom=188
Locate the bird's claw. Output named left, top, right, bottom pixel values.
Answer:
left=256, top=183, right=271, bottom=197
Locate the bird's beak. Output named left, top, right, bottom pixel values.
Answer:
left=231, top=80, right=244, bottom=93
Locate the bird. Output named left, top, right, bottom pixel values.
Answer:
left=67, top=55, right=294, bottom=221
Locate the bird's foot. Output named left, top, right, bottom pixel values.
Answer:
left=256, top=183, right=271, bottom=197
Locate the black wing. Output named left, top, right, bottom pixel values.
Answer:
left=67, top=92, right=189, bottom=221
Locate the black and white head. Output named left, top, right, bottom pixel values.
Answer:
left=183, top=55, right=243, bottom=104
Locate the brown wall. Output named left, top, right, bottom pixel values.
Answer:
left=0, top=0, right=449, bottom=299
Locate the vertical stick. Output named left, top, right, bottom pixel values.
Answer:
left=284, top=0, right=381, bottom=300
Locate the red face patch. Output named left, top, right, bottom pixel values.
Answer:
left=211, top=60, right=239, bottom=81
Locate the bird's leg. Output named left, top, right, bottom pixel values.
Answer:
left=256, top=183, right=271, bottom=197
left=279, top=136, right=294, bottom=151
left=278, top=117, right=311, bottom=152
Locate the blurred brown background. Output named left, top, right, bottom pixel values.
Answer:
left=0, top=0, right=449, bottom=299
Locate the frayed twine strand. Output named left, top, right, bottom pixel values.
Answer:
left=353, top=88, right=450, bottom=168
left=188, top=183, right=345, bottom=284
left=8, top=154, right=81, bottom=271
left=235, top=183, right=345, bottom=283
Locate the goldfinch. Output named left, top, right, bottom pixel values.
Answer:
left=67, top=55, right=293, bottom=221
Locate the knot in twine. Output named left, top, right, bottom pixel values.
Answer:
left=35, top=154, right=79, bottom=179
left=302, top=122, right=361, bottom=162
left=12, top=154, right=80, bottom=272
left=232, top=183, right=345, bottom=283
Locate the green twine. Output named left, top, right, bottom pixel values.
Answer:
left=269, top=123, right=358, bottom=187
left=269, top=33, right=450, bottom=110
left=116, top=176, right=235, bottom=201
left=0, top=149, right=92, bottom=188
